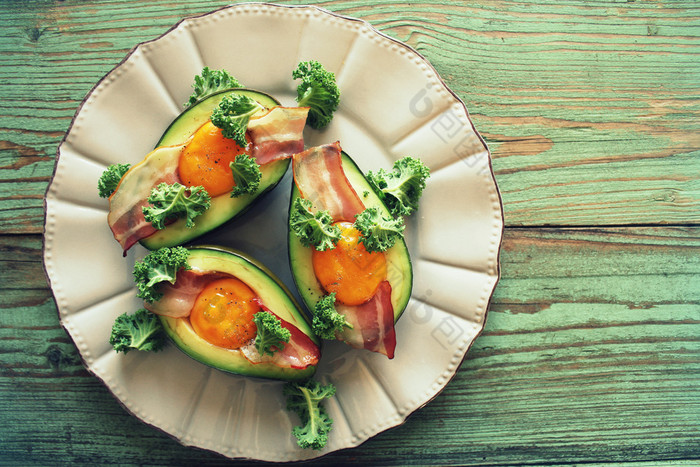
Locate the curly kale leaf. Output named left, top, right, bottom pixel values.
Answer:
left=132, top=246, right=191, bottom=303
left=184, top=67, right=243, bottom=108
left=311, top=293, right=352, bottom=340
left=283, top=380, right=336, bottom=450
left=366, top=156, right=431, bottom=218
left=289, top=198, right=341, bottom=251
left=230, top=154, right=262, bottom=197
left=97, top=163, right=131, bottom=198
left=292, top=60, right=340, bottom=130
left=142, top=182, right=211, bottom=230
left=109, top=309, right=167, bottom=353
left=353, top=207, right=405, bottom=253
left=210, top=94, right=263, bottom=147
left=253, top=311, right=291, bottom=357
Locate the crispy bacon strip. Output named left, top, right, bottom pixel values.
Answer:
left=144, top=269, right=319, bottom=370
left=240, top=304, right=320, bottom=369
left=248, top=106, right=309, bottom=165
left=292, top=142, right=366, bottom=222
left=336, top=281, right=396, bottom=359
left=108, top=144, right=184, bottom=253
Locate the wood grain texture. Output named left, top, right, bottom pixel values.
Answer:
left=2, top=229, right=698, bottom=465
left=1, top=0, right=699, bottom=465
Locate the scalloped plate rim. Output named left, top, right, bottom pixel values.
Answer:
left=42, top=2, right=504, bottom=462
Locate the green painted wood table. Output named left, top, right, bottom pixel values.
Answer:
left=2, top=0, right=698, bottom=465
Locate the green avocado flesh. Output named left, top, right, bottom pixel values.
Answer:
left=140, top=89, right=289, bottom=250
left=160, top=246, right=319, bottom=381
left=288, top=153, right=413, bottom=322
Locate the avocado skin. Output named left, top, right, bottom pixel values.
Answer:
left=160, top=246, right=319, bottom=381
left=287, top=153, right=413, bottom=323
left=140, top=89, right=290, bottom=250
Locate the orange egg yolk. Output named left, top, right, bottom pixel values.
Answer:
left=178, top=121, right=248, bottom=197
left=189, top=277, right=260, bottom=349
left=312, top=222, right=387, bottom=306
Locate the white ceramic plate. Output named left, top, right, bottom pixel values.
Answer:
left=43, top=3, right=503, bottom=462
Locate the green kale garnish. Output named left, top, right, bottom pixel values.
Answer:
left=142, top=182, right=211, bottom=230
left=289, top=198, right=341, bottom=251
left=109, top=309, right=167, bottom=353
left=184, top=67, right=243, bottom=108
left=284, top=380, right=336, bottom=450
left=353, top=207, right=405, bottom=253
left=97, top=163, right=131, bottom=198
left=292, top=60, right=340, bottom=130
left=311, top=293, right=352, bottom=340
left=253, top=311, right=291, bottom=357
left=366, top=156, right=430, bottom=218
left=229, top=154, right=262, bottom=197
left=132, top=246, right=191, bottom=303
left=210, top=94, right=263, bottom=147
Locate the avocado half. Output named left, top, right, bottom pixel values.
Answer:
left=140, top=89, right=289, bottom=250
left=288, top=153, right=413, bottom=323
left=160, top=246, right=320, bottom=381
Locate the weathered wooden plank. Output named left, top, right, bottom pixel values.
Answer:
left=0, top=0, right=698, bottom=234
left=2, top=227, right=697, bottom=465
